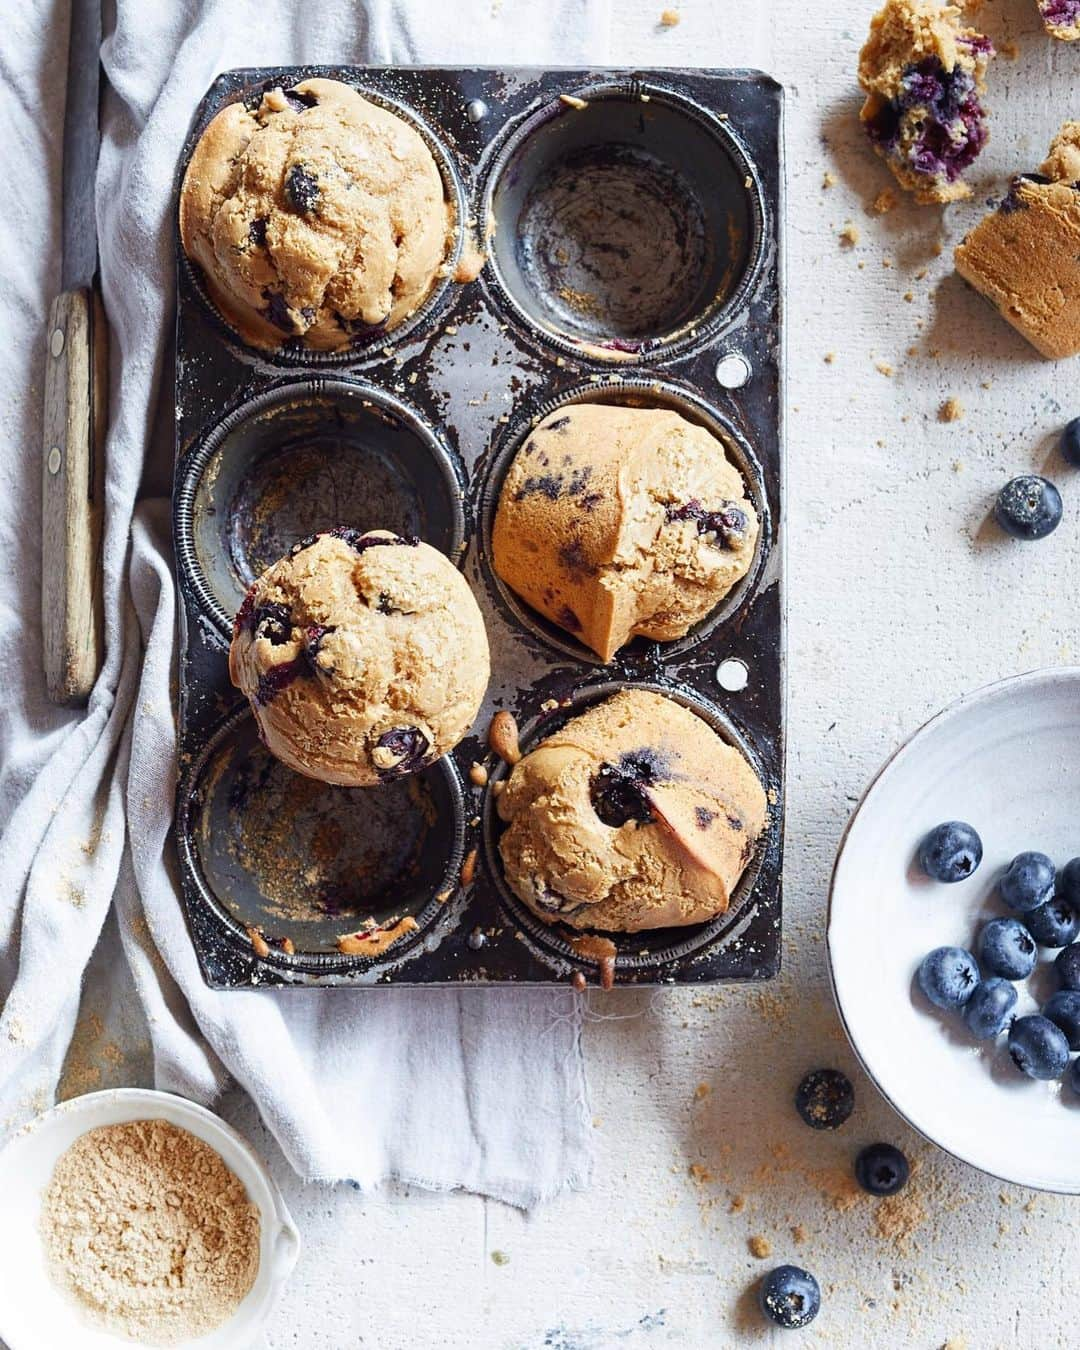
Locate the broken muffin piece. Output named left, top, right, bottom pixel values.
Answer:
left=1038, top=0, right=1080, bottom=41
left=858, top=0, right=994, bottom=205
left=954, top=123, right=1080, bottom=360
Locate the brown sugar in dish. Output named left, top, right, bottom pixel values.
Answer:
left=40, top=1120, right=259, bottom=1345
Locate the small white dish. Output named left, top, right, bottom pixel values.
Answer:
left=829, top=667, right=1080, bottom=1194
left=0, top=1088, right=300, bottom=1349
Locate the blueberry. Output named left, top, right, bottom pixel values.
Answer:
left=1026, top=895, right=1080, bottom=948
left=1043, top=990, right=1080, bottom=1050
left=917, top=946, right=979, bottom=1010
left=994, top=475, right=1063, bottom=540
left=963, top=978, right=1018, bottom=1039
left=1008, top=1015, right=1071, bottom=1080
left=284, top=163, right=320, bottom=214
left=978, top=917, right=1037, bottom=980
left=252, top=602, right=292, bottom=646
left=1058, top=944, right=1080, bottom=991
left=758, top=1265, right=821, bottom=1330
left=589, top=751, right=669, bottom=828
left=917, top=821, right=982, bottom=883
left=999, top=852, right=1056, bottom=912
left=372, top=726, right=431, bottom=778
left=794, top=1069, right=854, bottom=1130
left=1059, top=857, right=1080, bottom=907
left=854, top=1143, right=909, bottom=1196
left=1061, top=416, right=1080, bottom=468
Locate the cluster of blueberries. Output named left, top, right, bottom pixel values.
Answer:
left=994, top=416, right=1080, bottom=540
left=756, top=1068, right=904, bottom=1330
left=916, top=821, right=1080, bottom=1085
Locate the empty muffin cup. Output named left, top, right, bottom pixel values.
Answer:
left=178, top=709, right=466, bottom=967
left=483, top=82, right=764, bottom=361
left=478, top=378, right=768, bottom=664
left=481, top=680, right=777, bottom=978
left=175, top=378, right=465, bottom=638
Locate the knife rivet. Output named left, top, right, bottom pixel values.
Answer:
left=50, top=328, right=65, bottom=358
left=466, top=99, right=488, bottom=123
left=47, top=447, right=62, bottom=475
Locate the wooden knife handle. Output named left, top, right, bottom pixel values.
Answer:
left=41, top=287, right=106, bottom=705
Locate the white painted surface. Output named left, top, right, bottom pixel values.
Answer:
left=59, top=1, right=1080, bottom=1346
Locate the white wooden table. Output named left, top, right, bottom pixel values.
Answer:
left=72, top=1, right=1080, bottom=1344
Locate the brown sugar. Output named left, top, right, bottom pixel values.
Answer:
left=40, top=1120, right=259, bottom=1344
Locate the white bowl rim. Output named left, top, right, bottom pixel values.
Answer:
left=0, top=1086, right=301, bottom=1349
left=827, top=665, right=1080, bottom=1195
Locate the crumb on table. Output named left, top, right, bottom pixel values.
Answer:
left=839, top=222, right=860, bottom=247
left=939, top=397, right=965, bottom=423
left=660, top=7, right=681, bottom=25
left=872, top=187, right=898, bottom=213
left=748, top=1235, right=772, bottom=1259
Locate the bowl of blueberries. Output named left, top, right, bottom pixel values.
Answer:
left=829, top=666, right=1080, bottom=1193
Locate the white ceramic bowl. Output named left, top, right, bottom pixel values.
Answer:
left=0, top=1088, right=300, bottom=1349
left=829, top=668, right=1080, bottom=1194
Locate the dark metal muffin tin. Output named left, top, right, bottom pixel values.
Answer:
left=173, top=64, right=784, bottom=989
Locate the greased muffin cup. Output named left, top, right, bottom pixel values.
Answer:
left=173, top=65, right=783, bottom=988
left=177, top=710, right=466, bottom=977
left=482, top=81, right=765, bottom=364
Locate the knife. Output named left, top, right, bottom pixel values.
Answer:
left=41, top=0, right=106, bottom=705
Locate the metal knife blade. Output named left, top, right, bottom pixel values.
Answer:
left=60, top=0, right=102, bottom=290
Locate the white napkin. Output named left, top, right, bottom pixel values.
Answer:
left=0, top=0, right=608, bottom=1208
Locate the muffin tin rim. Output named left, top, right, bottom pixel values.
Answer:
left=480, top=677, right=779, bottom=975
left=476, top=76, right=768, bottom=368
left=174, top=74, right=468, bottom=370
left=475, top=374, right=772, bottom=667
left=173, top=374, right=469, bottom=642
left=176, top=704, right=470, bottom=974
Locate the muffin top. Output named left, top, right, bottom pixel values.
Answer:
left=230, top=531, right=489, bottom=787
left=180, top=78, right=453, bottom=351
left=492, top=404, right=758, bottom=662
left=497, top=688, right=767, bottom=932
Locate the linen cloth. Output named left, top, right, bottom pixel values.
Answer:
left=0, top=0, right=608, bottom=1208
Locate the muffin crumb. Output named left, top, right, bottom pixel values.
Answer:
left=660, top=7, right=681, bottom=25
left=872, top=187, right=898, bottom=213
left=840, top=222, right=861, bottom=247
left=939, top=397, right=965, bottom=422
left=748, top=1235, right=772, bottom=1259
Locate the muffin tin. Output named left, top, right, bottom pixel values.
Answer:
left=173, top=64, right=785, bottom=988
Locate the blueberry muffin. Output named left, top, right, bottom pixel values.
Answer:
left=497, top=689, right=767, bottom=932
left=954, top=123, right=1080, bottom=360
left=230, top=531, right=489, bottom=786
left=491, top=404, right=758, bottom=663
left=858, top=0, right=993, bottom=205
left=180, top=78, right=453, bottom=351
left=1038, top=0, right=1080, bottom=40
